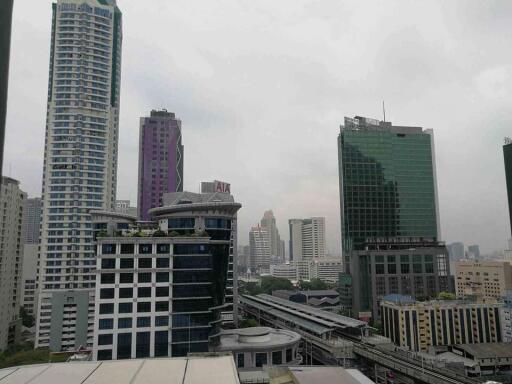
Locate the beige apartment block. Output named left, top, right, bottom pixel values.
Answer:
left=455, top=260, right=512, bottom=299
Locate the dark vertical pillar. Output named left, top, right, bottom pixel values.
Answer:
left=503, top=142, right=512, bottom=237
left=0, top=0, right=14, bottom=179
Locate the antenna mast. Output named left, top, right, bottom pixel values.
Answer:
left=382, top=101, right=386, bottom=122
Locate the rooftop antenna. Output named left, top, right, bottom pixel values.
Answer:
left=382, top=100, right=386, bottom=123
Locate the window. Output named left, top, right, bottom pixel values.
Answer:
left=119, top=288, right=133, bottom=298
left=97, top=349, right=112, bottom=361
left=156, top=272, right=169, bottom=282
left=137, top=317, right=151, bottom=328
left=138, top=272, right=152, bottom=283
left=237, top=353, right=244, bottom=368
left=99, top=318, right=113, bottom=330
left=375, top=264, right=385, bottom=274
left=139, top=244, right=152, bottom=254
left=120, top=244, right=134, bottom=254
left=387, top=264, right=396, bottom=274
left=168, top=218, right=195, bottom=229
left=154, top=331, right=168, bottom=357
left=99, top=303, right=114, bottom=314
left=98, top=334, right=113, bottom=346
left=155, top=301, right=169, bottom=312
left=156, top=244, right=170, bottom=254
left=117, top=333, right=132, bottom=359
left=101, top=258, right=115, bottom=269
left=138, top=258, right=152, bottom=269
left=101, top=273, right=115, bottom=284
left=102, top=244, right=116, bottom=254
left=137, top=302, right=151, bottom=313
left=120, top=273, right=133, bottom=283
left=156, top=258, right=169, bottom=268
left=156, top=286, right=169, bottom=297
left=401, top=263, right=410, bottom=274
left=118, top=318, right=132, bottom=329
left=138, top=287, right=151, bottom=298
left=174, top=244, right=209, bottom=255
left=286, top=348, right=292, bottom=362
left=118, top=302, right=132, bottom=313
left=120, top=258, right=134, bottom=269
left=255, top=353, right=267, bottom=367
left=272, top=351, right=282, bottom=365
left=136, top=332, right=150, bottom=358
left=100, top=288, right=114, bottom=299
left=155, top=316, right=168, bottom=326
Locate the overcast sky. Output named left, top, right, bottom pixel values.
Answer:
left=4, top=0, right=512, bottom=255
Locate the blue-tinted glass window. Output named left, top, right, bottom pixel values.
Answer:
left=137, top=317, right=151, bottom=328
left=139, top=244, right=152, bottom=254
left=156, top=258, right=169, bottom=268
left=156, top=286, right=169, bottom=297
left=101, top=273, right=115, bottom=284
left=99, top=318, right=113, bottom=330
left=118, top=302, right=132, bottom=313
left=118, top=318, right=132, bottom=328
left=120, top=258, right=134, bottom=269
left=99, top=303, right=114, bottom=314
left=101, top=258, right=115, bottom=269
left=156, top=244, right=170, bottom=254
left=138, top=258, right=152, bottom=269
left=138, top=272, right=152, bottom=283
left=100, top=288, right=114, bottom=299
left=120, top=273, right=133, bottom=283
left=138, top=287, right=151, bottom=297
left=98, top=334, right=113, bottom=345
left=156, top=272, right=169, bottom=282
left=154, top=331, right=168, bottom=357
left=168, top=218, right=195, bottom=229
left=174, top=244, right=209, bottom=255
left=136, top=332, right=150, bottom=358
left=137, top=302, right=151, bottom=313
left=155, top=316, right=169, bottom=326
left=119, top=287, right=133, bottom=298
left=102, top=244, right=116, bottom=254
left=117, top=333, right=132, bottom=359
left=120, top=244, right=134, bottom=254
left=155, top=301, right=169, bottom=312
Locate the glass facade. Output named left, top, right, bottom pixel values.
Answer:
left=504, top=142, right=512, bottom=237
left=338, top=117, right=438, bottom=254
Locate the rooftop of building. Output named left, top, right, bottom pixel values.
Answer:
left=217, top=327, right=300, bottom=352
left=272, top=290, right=339, bottom=298
left=0, top=355, right=239, bottom=384
left=149, top=109, right=176, bottom=118
left=381, top=294, right=502, bottom=307
left=341, top=115, right=426, bottom=135
left=453, top=343, right=512, bottom=359
left=238, top=366, right=373, bottom=384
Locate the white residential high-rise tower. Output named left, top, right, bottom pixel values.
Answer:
left=35, top=0, right=122, bottom=351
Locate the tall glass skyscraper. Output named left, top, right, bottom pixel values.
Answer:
left=338, top=116, right=448, bottom=320
left=36, top=0, right=122, bottom=351
left=338, top=116, right=440, bottom=256
left=137, top=110, right=184, bottom=221
left=503, top=138, right=512, bottom=237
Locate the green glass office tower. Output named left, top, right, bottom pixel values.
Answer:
left=504, top=139, right=512, bottom=237
left=338, top=116, right=440, bottom=256
left=338, top=116, right=447, bottom=319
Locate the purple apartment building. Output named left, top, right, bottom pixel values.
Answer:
left=137, top=109, right=184, bottom=220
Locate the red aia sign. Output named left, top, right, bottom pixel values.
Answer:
left=215, top=181, right=231, bottom=194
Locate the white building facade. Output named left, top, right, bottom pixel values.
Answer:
left=0, top=177, right=26, bottom=351
left=36, top=0, right=122, bottom=351
left=288, top=217, right=325, bottom=261
left=249, top=226, right=271, bottom=274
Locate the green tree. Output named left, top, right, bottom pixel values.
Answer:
left=438, top=291, right=456, bottom=300
left=239, top=318, right=259, bottom=328
left=19, top=307, right=34, bottom=328
left=298, top=278, right=329, bottom=291
left=238, top=281, right=263, bottom=296
left=260, top=276, right=293, bottom=294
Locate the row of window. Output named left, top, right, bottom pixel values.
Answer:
left=101, top=257, right=170, bottom=269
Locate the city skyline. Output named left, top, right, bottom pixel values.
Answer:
left=4, top=1, right=512, bottom=255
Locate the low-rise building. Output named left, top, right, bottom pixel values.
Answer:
left=215, top=327, right=301, bottom=368
left=455, top=260, right=512, bottom=299
left=310, top=257, right=342, bottom=282
left=0, top=355, right=240, bottom=384
left=381, top=295, right=503, bottom=352
left=450, top=343, right=512, bottom=377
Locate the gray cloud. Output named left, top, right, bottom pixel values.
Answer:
left=5, top=0, right=512, bottom=254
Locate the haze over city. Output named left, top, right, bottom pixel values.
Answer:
left=4, top=0, right=512, bottom=254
